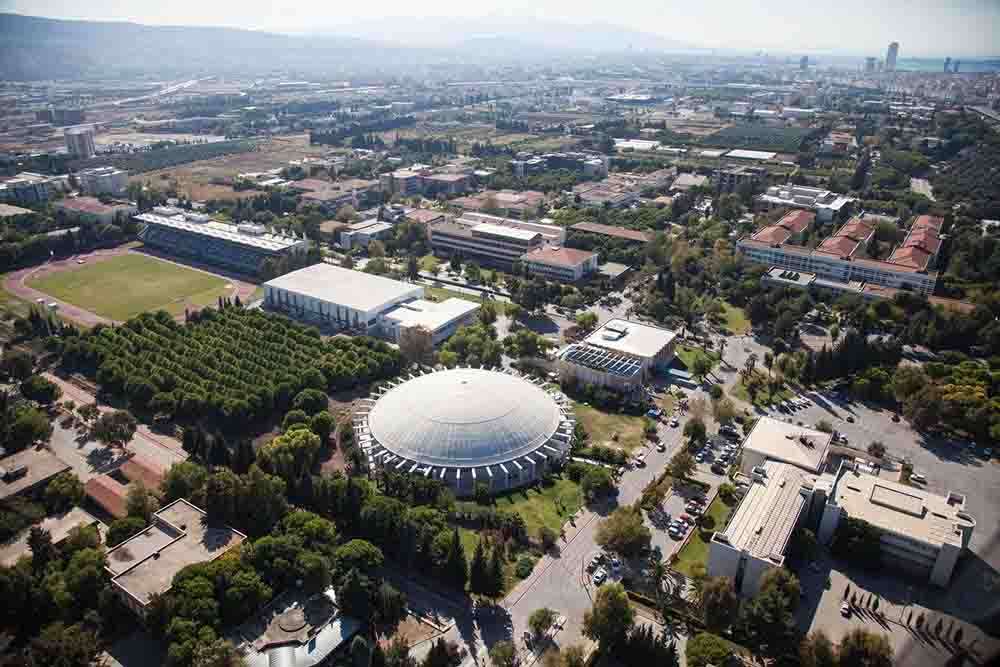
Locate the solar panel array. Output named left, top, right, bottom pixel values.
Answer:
left=563, top=343, right=642, bottom=378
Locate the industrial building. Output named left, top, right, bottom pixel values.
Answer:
left=106, top=499, right=246, bottom=618
left=137, top=207, right=310, bottom=274
left=64, top=125, right=96, bottom=159
left=557, top=319, right=678, bottom=393
left=76, top=166, right=129, bottom=197
left=263, top=263, right=478, bottom=343
left=354, top=368, right=575, bottom=496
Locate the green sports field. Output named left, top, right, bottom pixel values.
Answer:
left=27, top=253, right=231, bottom=321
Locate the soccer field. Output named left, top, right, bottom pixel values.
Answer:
left=27, top=253, right=231, bottom=321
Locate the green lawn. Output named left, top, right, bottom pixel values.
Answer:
left=495, top=476, right=584, bottom=539
left=720, top=302, right=750, bottom=335
left=418, top=254, right=440, bottom=272
left=675, top=345, right=720, bottom=373
left=574, top=402, right=647, bottom=452
left=673, top=495, right=735, bottom=577
left=27, top=253, right=231, bottom=321
left=425, top=286, right=511, bottom=316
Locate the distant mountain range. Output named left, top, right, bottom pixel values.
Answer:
left=0, top=12, right=694, bottom=80
left=305, top=16, right=694, bottom=53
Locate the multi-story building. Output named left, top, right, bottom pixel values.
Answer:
left=713, top=166, right=766, bottom=191
left=754, top=184, right=855, bottom=223
left=0, top=172, right=70, bottom=205
left=522, top=246, right=599, bottom=282
left=886, top=41, right=899, bottom=72
left=557, top=318, right=678, bottom=394
left=572, top=169, right=675, bottom=208
left=55, top=197, right=137, bottom=225
left=137, top=208, right=310, bottom=274
left=64, top=125, right=96, bottom=159
left=76, top=166, right=129, bottom=197
left=747, top=209, right=816, bottom=246
left=817, top=460, right=975, bottom=587
left=290, top=178, right=380, bottom=213
left=451, top=190, right=547, bottom=219
left=430, top=219, right=545, bottom=268
left=379, top=167, right=471, bottom=197
left=819, top=131, right=859, bottom=156
left=339, top=219, right=394, bottom=250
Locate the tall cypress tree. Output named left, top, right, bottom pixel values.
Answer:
left=445, top=527, right=468, bottom=590
left=469, top=538, right=489, bottom=595
left=488, top=545, right=505, bottom=598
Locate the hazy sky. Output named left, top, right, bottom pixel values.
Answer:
left=2, top=0, right=998, bottom=56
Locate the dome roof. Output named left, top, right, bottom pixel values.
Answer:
left=367, top=368, right=565, bottom=468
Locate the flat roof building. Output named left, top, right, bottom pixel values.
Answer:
left=522, top=246, right=600, bottom=283
left=106, top=499, right=246, bottom=617
left=558, top=319, right=678, bottom=393
left=709, top=461, right=811, bottom=596
left=56, top=197, right=136, bottom=225
left=264, top=263, right=477, bottom=344
left=339, top=219, right=394, bottom=250
left=817, top=461, right=975, bottom=587
left=76, top=166, right=129, bottom=197
left=755, top=184, right=855, bottom=223
left=428, top=213, right=564, bottom=268
left=739, top=416, right=832, bottom=475
left=0, top=507, right=103, bottom=567
left=137, top=211, right=310, bottom=274
left=0, top=448, right=71, bottom=501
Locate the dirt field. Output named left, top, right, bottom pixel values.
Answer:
left=96, top=132, right=228, bottom=146
left=128, top=134, right=327, bottom=201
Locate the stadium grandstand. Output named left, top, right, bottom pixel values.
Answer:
left=137, top=207, right=310, bottom=274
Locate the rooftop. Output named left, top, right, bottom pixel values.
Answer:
left=741, top=416, right=832, bottom=473
left=382, top=297, right=480, bottom=332
left=671, top=173, right=709, bottom=190
left=559, top=342, right=643, bottom=379
left=523, top=246, right=597, bottom=268
left=0, top=203, right=34, bottom=217
left=0, top=448, right=71, bottom=501
left=137, top=213, right=307, bottom=253
left=719, top=460, right=808, bottom=561
left=364, top=368, right=569, bottom=470
left=831, top=464, right=972, bottom=548
left=726, top=149, right=777, bottom=160
left=583, top=318, right=677, bottom=360
left=56, top=197, right=131, bottom=215
left=472, top=222, right=540, bottom=242
left=569, top=222, right=650, bottom=243
left=107, top=499, right=246, bottom=608
left=0, top=507, right=103, bottom=567
left=265, top=264, right=423, bottom=314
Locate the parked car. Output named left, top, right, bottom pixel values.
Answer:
left=846, top=415, right=855, bottom=423
left=711, top=463, right=726, bottom=474
left=593, top=569, right=607, bottom=585
left=911, top=472, right=927, bottom=484
left=656, top=443, right=666, bottom=452
left=669, top=418, right=679, bottom=427
left=840, top=602, right=851, bottom=617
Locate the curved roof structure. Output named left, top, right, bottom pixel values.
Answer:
left=358, top=368, right=574, bottom=475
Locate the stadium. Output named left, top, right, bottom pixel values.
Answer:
left=137, top=207, right=309, bottom=274
left=354, top=368, right=575, bottom=496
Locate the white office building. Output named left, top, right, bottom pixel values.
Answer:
left=264, top=263, right=477, bottom=344
left=558, top=319, right=678, bottom=393
left=754, top=184, right=855, bottom=223
left=738, top=417, right=832, bottom=476
left=76, top=166, right=129, bottom=197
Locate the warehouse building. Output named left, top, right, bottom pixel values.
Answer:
left=557, top=319, right=677, bottom=393
left=354, top=368, right=575, bottom=496
left=264, top=263, right=478, bottom=343
left=137, top=208, right=310, bottom=274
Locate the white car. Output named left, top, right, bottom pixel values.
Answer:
left=593, top=568, right=608, bottom=585
left=669, top=418, right=679, bottom=427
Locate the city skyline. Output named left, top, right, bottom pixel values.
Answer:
left=1, top=0, right=998, bottom=57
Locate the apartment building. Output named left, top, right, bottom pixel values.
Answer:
left=819, top=131, right=859, bottom=156
left=714, top=165, right=766, bottom=191
left=379, top=167, right=470, bottom=197
left=755, top=184, right=856, bottom=223
left=0, top=172, right=70, bottom=205
left=522, top=246, right=599, bottom=282
left=76, top=166, right=129, bottom=197
left=430, top=220, right=544, bottom=267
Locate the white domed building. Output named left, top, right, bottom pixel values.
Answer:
left=354, top=367, right=575, bottom=496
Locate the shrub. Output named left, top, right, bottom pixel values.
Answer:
left=515, top=555, right=536, bottom=579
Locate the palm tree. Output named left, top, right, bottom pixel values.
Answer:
left=717, top=338, right=728, bottom=367
left=764, top=352, right=774, bottom=378
left=650, top=556, right=668, bottom=608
